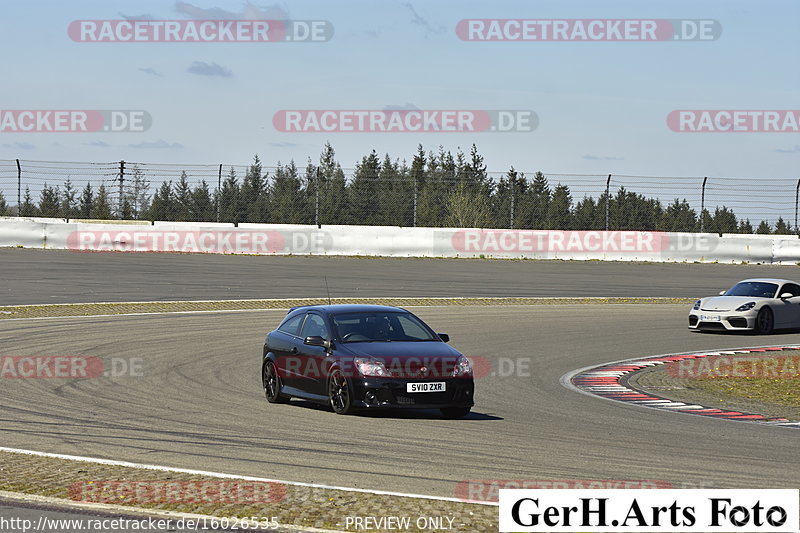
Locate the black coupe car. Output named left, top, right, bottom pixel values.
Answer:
left=261, top=304, right=474, bottom=418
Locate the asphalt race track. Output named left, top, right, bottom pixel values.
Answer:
left=1, top=247, right=798, bottom=304
left=0, top=297, right=798, bottom=498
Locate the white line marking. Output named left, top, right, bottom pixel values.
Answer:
left=0, top=446, right=496, bottom=507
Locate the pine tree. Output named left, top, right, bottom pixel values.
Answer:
left=755, top=220, right=772, bottom=234
left=38, top=184, right=61, bottom=217
left=219, top=167, right=239, bottom=223
left=417, top=147, right=454, bottom=227
left=61, top=178, right=78, bottom=219
left=240, top=155, right=268, bottom=222
left=737, top=218, right=754, bottom=234
left=408, top=145, right=426, bottom=227
left=494, top=167, right=527, bottom=229
left=526, top=172, right=550, bottom=228
left=698, top=209, right=713, bottom=233
left=145, top=181, right=174, bottom=221
left=79, top=183, right=94, bottom=218
left=173, top=171, right=192, bottom=221
left=661, top=199, right=697, bottom=232
left=595, top=191, right=610, bottom=230
left=20, top=187, right=37, bottom=217
left=93, top=185, right=113, bottom=219
left=378, top=154, right=411, bottom=226
left=548, top=184, right=572, bottom=229
left=462, top=144, right=492, bottom=196
left=711, top=206, right=738, bottom=234
left=270, top=160, right=305, bottom=223
left=774, top=217, right=791, bottom=235
left=0, top=191, right=7, bottom=216
left=191, top=180, right=215, bottom=222
left=416, top=151, right=441, bottom=227
left=317, top=143, right=347, bottom=225
left=119, top=196, right=133, bottom=220
left=573, top=197, right=597, bottom=230
left=128, top=165, right=151, bottom=219
left=609, top=189, right=662, bottom=231
left=347, top=150, right=382, bottom=225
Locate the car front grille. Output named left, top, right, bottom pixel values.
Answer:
left=689, top=315, right=698, bottom=326
left=698, top=322, right=726, bottom=330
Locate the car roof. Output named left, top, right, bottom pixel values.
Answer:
left=287, top=304, right=410, bottom=315
left=737, top=278, right=798, bottom=285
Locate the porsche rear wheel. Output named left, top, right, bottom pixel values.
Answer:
left=755, top=307, right=774, bottom=335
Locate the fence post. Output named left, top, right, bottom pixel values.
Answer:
left=795, top=178, right=799, bottom=234
left=217, top=164, right=222, bottom=223
left=16, top=159, right=21, bottom=212
left=412, top=172, right=417, bottom=228
left=604, top=174, right=611, bottom=231
left=510, top=176, right=515, bottom=229
left=700, top=176, right=708, bottom=232
left=315, top=167, right=320, bottom=228
left=118, top=160, right=125, bottom=217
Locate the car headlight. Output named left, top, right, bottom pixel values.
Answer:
left=453, top=355, right=473, bottom=377
left=354, top=357, right=388, bottom=377
left=735, top=302, right=756, bottom=312
left=692, top=300, right=701, bottom=310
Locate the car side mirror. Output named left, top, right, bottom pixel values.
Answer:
left=780, top=292, right=794, bottom=300
left=304, top=336, right=332, bottom=350
left=719, top=290, right=726, bottom=295
left=438, top=333, right=450, bottom=343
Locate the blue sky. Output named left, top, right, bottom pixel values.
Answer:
left=0, top=0, right=797, bottom=180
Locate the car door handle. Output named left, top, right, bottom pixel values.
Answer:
left=291, top=347, right=298, bottom=354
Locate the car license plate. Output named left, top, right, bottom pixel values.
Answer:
left=700, top=314, right=722, bottom=321
left=407, top=382, right=445, bottom=393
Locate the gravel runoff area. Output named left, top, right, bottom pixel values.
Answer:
left=0, top=296, right=694, bottom=320
left=0, top=450, right=496, bottom=533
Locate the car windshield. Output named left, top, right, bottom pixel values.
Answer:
left=724, top=282, right=778, bottom=298
left=332, top=311, right=439, bottom=343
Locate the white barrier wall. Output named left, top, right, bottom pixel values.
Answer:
left=1, top=217, right=799, bottom=264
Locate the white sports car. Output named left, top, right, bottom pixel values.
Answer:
left=688, top=278, right=800, bottom=334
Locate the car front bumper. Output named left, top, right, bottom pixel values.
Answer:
left=688, top=309, right=756, bottom=331
left=350, top=377, right=474, bottom=409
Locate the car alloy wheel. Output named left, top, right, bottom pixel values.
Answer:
left=328, top=368, right=353, bottom=415
left=755, top=307, right=774, bottom=335
left=263, top=360, right=289, bottom=404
